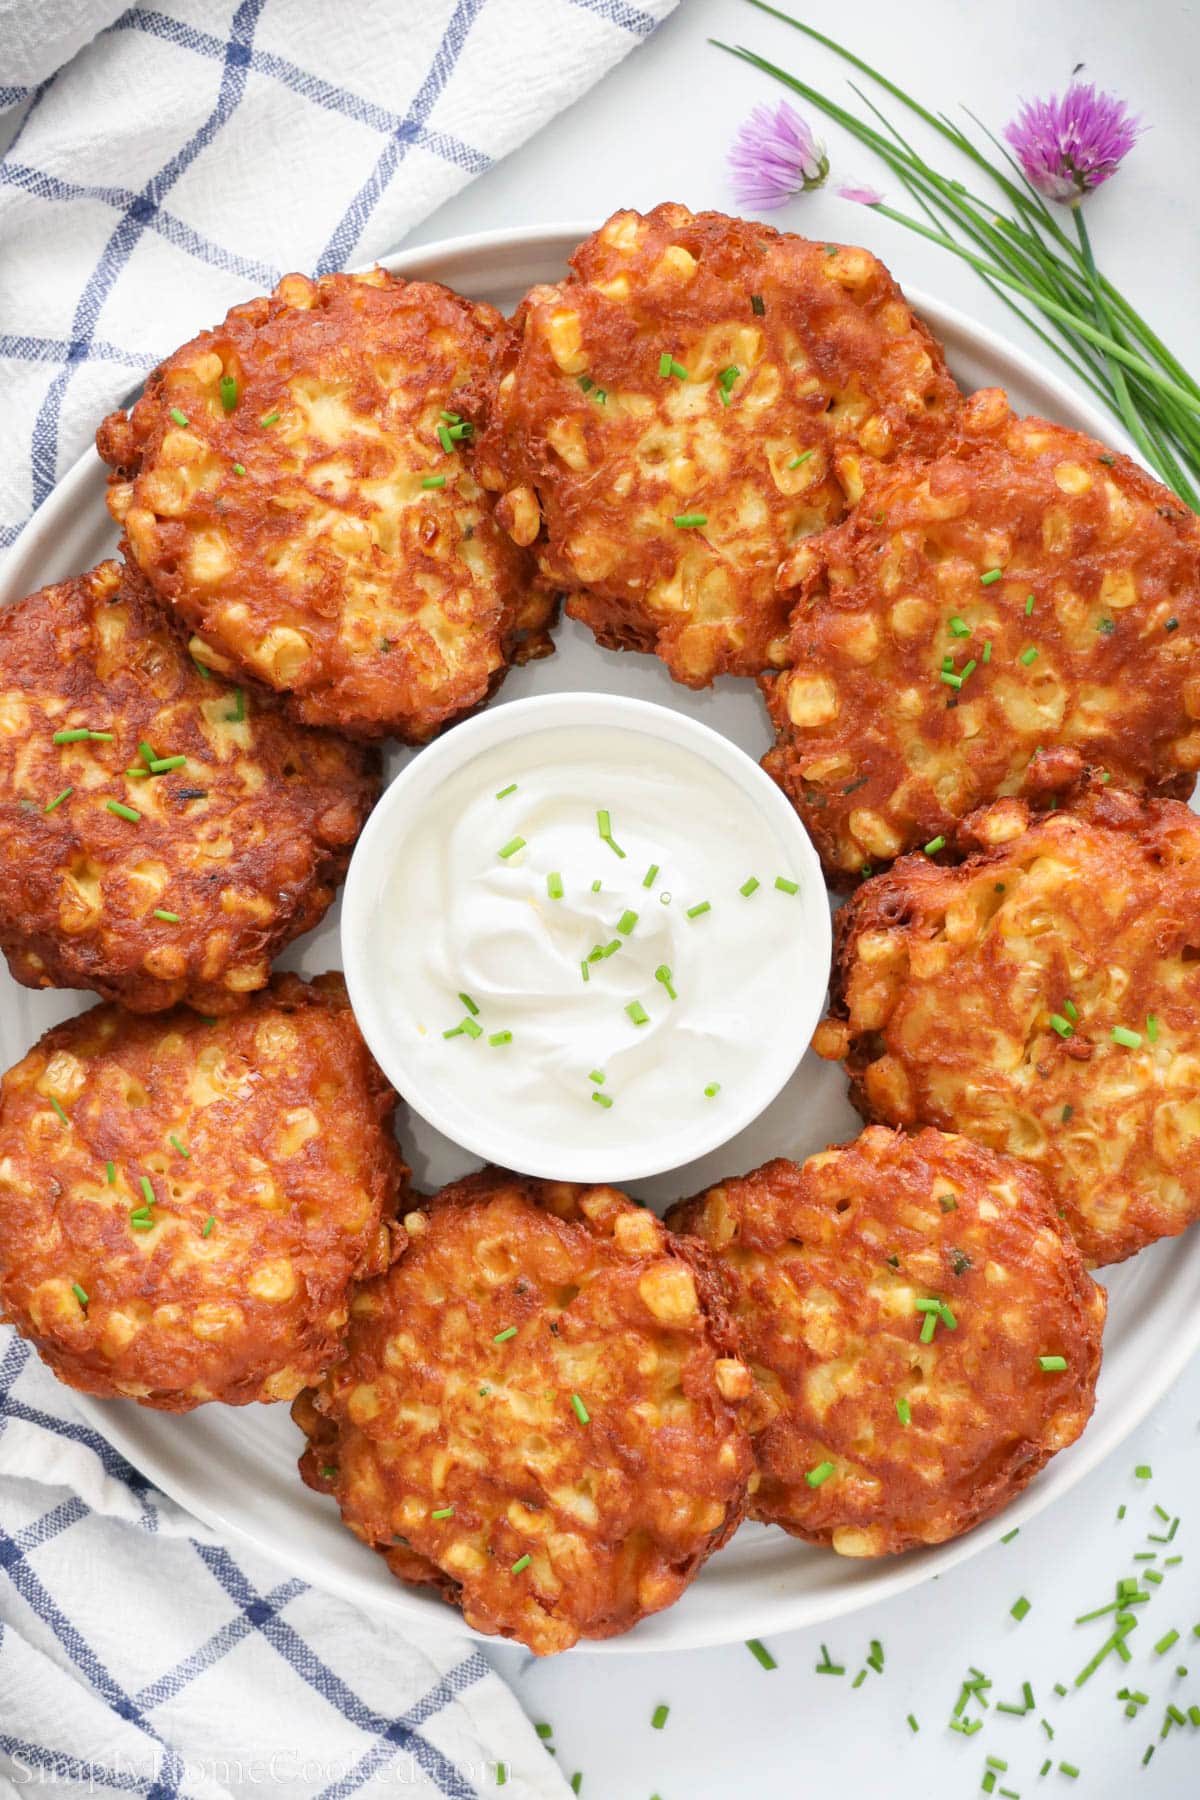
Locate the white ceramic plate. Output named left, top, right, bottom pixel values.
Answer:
left=4, top=225, right=1198, bottom=1656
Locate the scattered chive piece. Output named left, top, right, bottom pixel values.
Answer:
left=496, top=1767, right=506, bottom=1789
left=72, top=1283, right=88, bottom=1308
left=152, top=909, right=180, bottom=924
left=983, top=639, right=992, bottom=662
left=1147, top=1013, right=1159, bottom=1042
left=497, top=836, right=525, bottom=860
left=1039, top=1355, right=1067, bottom=1372
left=686, top=901, right=711, bottom=919
left=168, top=1135, right=190, bottom=1159
left=617, top=909, right=638, bottom=936
left=660, top=354, right=688, bottom=380
left=580, top=961, right=590, bottom=984
left=746, top=1638, right=777, bottom=1670
left=260, top=410, right=280, bottom=427
left=1135, top=1465, right=1153, bottom=1479
left=774, top=876, right=799, bottom=895
left=805, top=1460, right=835, bottom=1489
left=44, top=787, right=73, bottom=813
left=591, top=1091, right=613, bottom=1109
left=907, top=1715, right=919, bottom=1733
left=961, top=659, right=977, bottom=680
left=202, top=1216, right=215, bottom=1237
left=226, top=688, right=245, bottom=724
left=655, top=964, right=677, bottom=1000
left=1155, top=1630, right=1180, bottom=1656
left=589, top=1070, right=605, bottom=1086
left=422, top=475, right=446, bottom=489
left=219, top=376, right=237, bottom=412
left=488, top=1031, right=512, bottom=1046
left=431, top=1506, right=454, bottom=1520
left=703, top=1082, right=721, bottom=1098
left=940, top=671, right=964, bottom=690
left=1112, top=1026, right=1143, bottom=1050
left=739, top=875, right=760, bottom=896
left=461, top=1018, right=482, bottom=1040
left=1002, top=1528, right=1020, bottom=1544
left=105, top=1161, right=116, bottom=1186
left=672, top=512, right=707, bottom=528
left=642, top=863, right=659, bottom=889
left=511, top=1554, right=531, bottom=1575
left=458, top=992, right=479, bottom=1016
left=140, top=1176, right=155, bottom=1208
left=1058, top=1766, right=1078, bottom=1780
left=493, top=1326, right=517, bottom=1343
left=1026, top=593, right=1035, bottom=615
left=938, top=1195, right=957, bottom=1213
left=1020, top=646, right=1039, bottom=665
left=495, top=783, right=517, bottom=799
left=625, top=1001, right=649, bottom=1027
left=148, top=755, right=187, bottom=773
left=1011, top=1596, right=1032, bottom=1622
left=924, top=835, right=946, bottom=855
left=592, top=880, right=602, bottom=893
left=948, top=616, right=970, bottom=638
left=232, top=462, right=246, bottom=476
left=981, top=568, right=1002, bottom=585
left=1063, top=999, right=1078, bottom=1022
left=571, top=1393, right=590, bottom=1425
left=52, top=728, right=93, bottom=744
left=787, top=450, right=814, bottom=469
left=106, top=800, right=140, bottom=823
left=169, top=407, right=189, bottom=427
left=651, top=1705, right=669, bottom=1730
left=570, top=1778, right=581, bottom=1796
left=596, top=809, right=626, bottom=858
left=48, top=1096, right=69, bottom=1125
left=896, top=1396, right=911, bottom=1426
left=1049, top=1014, right=1074, bottom=1039
left=920, top=1312, right=937, bottom=1344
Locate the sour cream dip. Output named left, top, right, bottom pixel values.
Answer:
left=342, top=694, right=831, bottom=1184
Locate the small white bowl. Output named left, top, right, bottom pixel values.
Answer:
left=341, top=692, right=831, bottom=1184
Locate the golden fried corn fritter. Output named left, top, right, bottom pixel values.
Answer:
left=0, top=973, right=407, bottom=1409
left=762, top=388, right=1200, bottom=882
left=0, top=562, right=378, bottom=1013
left=667, top=1127, right=1104, bottom=1556
left=97, top=270, right=555, bottom=743
left=473, top=203, right=960, bottom=688
left=816, top=782, right=1200, bottom=1265
left=293, top=1168, right=753, bottom=1654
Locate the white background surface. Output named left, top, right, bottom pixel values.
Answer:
left=406, top=2, right=1200, bottom=1794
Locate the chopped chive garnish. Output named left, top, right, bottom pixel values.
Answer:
left=625, top=1001, right=649, bottom=1027
left=685, top=901, right=710, bottom=919
left=655, top=964, right=677, bottom=1000
left=226, top=688, right=245, bottom=723
left=703, top=1082, right=721, bottom=1098
left=153, top=909, right=181, bottom=924
left=787, top=450, right=814, bottom=469
left=219, top=376, right=237, bottom=412
left=52, top=728, right=92, bottom=744
left=596, top=809, right=626, bottom=858
left=1058, top=1767, right=1079, bottom=1780
left=1049, top=1014, right=1074, bottom=1039
left=1147, top=1013, right=1159, bottom=1042
left=422, top=474, right=446, bottom=489
left=48, top=1096, right=69, bottom=1125
left=488, top=1031, right=512, bottom=1046
left=1063, top=999, right=1078, bottom=1021
left=546, top=871, right=564, bottom=900
left=924, top=835, right=946, bottom=855
left=571, top=1393, right=590, bottom=1425
left=496, top=1765, right=507, bottom=1788
left=659, top=354, right=688, bottom=380
left=1038, top=1355, right=1067, bottom=1372
left=495, top=783, right=517, bottom=799
left=461, top=1018, right=482, bottom=1039
left=981, top=568, right=1002, bottom=585
left=169, top=408, right=189, bottom=427
left=432, top=1506, right=454, bottom=1520
left=497, top=837, right=525, bottom=860
left=907, top=1715, right=919, bottom=1734
left=139, top=1176, right=155, bottom=1208
left=805, top=1461, right=835, bottom=1488
left=651, top=1705, right=669, bottom=1730
left=202, top=1216, right=215, bottom=1237
left=44, top=787, right=73, bottom=813
left=1020, top=646, right=1039, bottom=666
left=746, top=1638, right=777, bottom=1670
left=168, top=1135, right=190, bottom=1159
left=260, top=411, right=280, bottom=427
left=105, top=1161, right=116, bottom=1185
left=896, top=1396, right=911, bottom=1425
left=589, top=1070, right=605, bottom=1086
left=1001, top=1528, right=1020, bottom=1544
left=948, top=616, right=971, bottom=638
left=580, top=961, right=591, bottom=983
left=458, top=992, right=479, bottom=1016
left=672, top=513, right=707, bottom=529
left=642, top=863, right=659, bottom=888
left=106, top=800, right=140, bottom=823
left=511, top=1554, right=531, bottom=1575
left=739, top=876, right=760, bottom=896
left=592, top=1091, right=613, bottom=1109
left=232, top=462, right=246, bottom=476
left=1112, top=1025, right=1143, bottom=1049
left=617, top=910, right=638, bottom=935
left=72, top=1283, right=88, bottom=1308
left=774, top=876, right=799, bottom=894
left=940, top=671, right=964, bottom=689
left=591, top=880, right=602, bottom=893
left=1155, top=1630, right=1180, bottom=1655
left=1135, top=1465, right=1153, bottom=1479
left=148, top=755, right=187, bottom=773
left=493, top=1326, right=517, bottom=1343
left=1011, top=1596, right=1031, bottom=1622
left=920, top=1312, right=938, bottom=1344
left=1025, top=593, right=1035, bottom=615
left=961, top=659, right=977, bottom=680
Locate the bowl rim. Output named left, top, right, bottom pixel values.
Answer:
left=340, top=688, right=832, bottom=1183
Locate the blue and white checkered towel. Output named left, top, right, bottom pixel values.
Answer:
left=0, top=2, right=676, bottom=1791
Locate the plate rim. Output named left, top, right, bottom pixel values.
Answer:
left=9, top=218, right=1193, bottom=1657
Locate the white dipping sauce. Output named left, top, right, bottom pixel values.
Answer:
left=381, top=723, right=817, bottom=1162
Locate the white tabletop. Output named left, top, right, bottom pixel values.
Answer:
left=409, top=3, right=1200, bottom=1793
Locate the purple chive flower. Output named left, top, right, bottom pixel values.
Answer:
left=729, top=101, right=828, bottom=209
left=837, top=182, right=885, bottom=206
left=1004, top=82, right=1142, bottom=205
